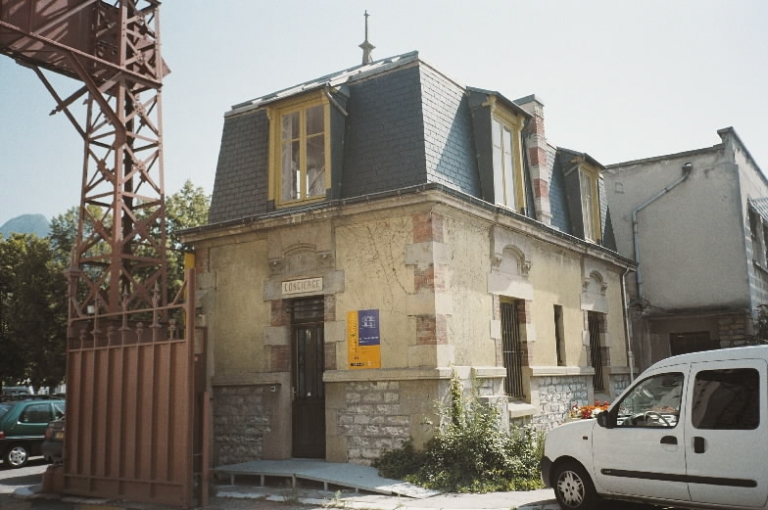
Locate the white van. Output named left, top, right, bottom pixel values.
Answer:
left=542, top=345, right=768, bottom=510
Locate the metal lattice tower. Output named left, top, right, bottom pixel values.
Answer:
left=1, top=0, right=168, bottom=316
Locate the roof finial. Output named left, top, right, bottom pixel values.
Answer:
left=359, top=10, right=375, bottom=65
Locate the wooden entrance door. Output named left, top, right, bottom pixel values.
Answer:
left=290, top=298, right=326, bottom=458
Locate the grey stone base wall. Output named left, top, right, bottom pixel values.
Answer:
left=610, top=373, right=631, bottom=397
left=718, top=314, right=751, bottom=346
left=336, top=381, right=411, bottom=465
left=529, top=375, right=590, bottom=431
left=213, top=385, right=271, bottom=465
left=527, top=372, right=633, bottom=431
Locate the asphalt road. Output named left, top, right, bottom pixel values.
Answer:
left=0, top=457, right=48, bottom=495
left=0, top=458, right=695, bottom=510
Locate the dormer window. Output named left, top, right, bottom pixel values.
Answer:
left=468, top=89, right=531, bottom=216
left=492, top=110, right=526, bottom=212
left=269, top=92, right=330, bottom=207
left=579, top=164, right=601, bottom=243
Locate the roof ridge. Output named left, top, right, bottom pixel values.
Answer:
left=229, top=51, right=419, bottom=113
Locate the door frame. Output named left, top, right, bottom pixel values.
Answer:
left=289, top=296, right=326, bottom=458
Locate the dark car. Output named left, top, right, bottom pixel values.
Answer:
left=0, top=399, right=65, bottom=468
left=41, top=417, right=64, bottom=464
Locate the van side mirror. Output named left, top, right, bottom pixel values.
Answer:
left=597, top=411, right=612, bottom=429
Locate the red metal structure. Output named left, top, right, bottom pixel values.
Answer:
left=1, top=1, right=202, bottom=506
left=0, top=0, right=168, bottom=314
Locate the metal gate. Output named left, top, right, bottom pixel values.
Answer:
left=589, top=312, right=605, bottom=391
left=63, top=273, right=198, bottom=507
left=501, top=301, right=524, bottom=397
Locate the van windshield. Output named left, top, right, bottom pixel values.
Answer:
left=616, top=372, right=684, bottom=427
left=0, top=403, right=11, bottom=419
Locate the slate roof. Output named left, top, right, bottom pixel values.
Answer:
left=228, top=51, right=420, bottom=115
left=205, top=51, right=621, bottom=253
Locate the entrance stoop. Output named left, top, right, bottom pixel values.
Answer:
left=213, top=458, right=439, bottom=498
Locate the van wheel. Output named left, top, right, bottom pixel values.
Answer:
left=553, top=460, right=599, bottom=510
left=4, top=443, right=30, bottom=468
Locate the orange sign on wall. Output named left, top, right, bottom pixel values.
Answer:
left=347, top=309, right=381, bottom=369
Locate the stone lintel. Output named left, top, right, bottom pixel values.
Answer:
left=211, top=372, right=289, bottom=387
left=527, top=365, right=596, bottom=377
left=324, top=365, right=503, bottom=383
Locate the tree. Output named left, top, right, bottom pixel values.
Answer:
left=752, top=305, right=768, bottom=344
left=0, top=181, right=209, bottom=392
left=48, top=206, right=79, bottom=266
left=0, top=234, right=26, bottom=388
left=50, top=180, right=209, bottom=305
left=165, top=180, right=210, bottom=298
left=0, top=234, right=67, bottom=392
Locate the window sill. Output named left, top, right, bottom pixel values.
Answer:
left=753, top=260, right=768, bottom=275
left=507, top=400, right=536, bottom=419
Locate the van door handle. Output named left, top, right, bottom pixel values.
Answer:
left=660, top=435, right=677, bottom=445
left=693, top=436, right=706, bottom=453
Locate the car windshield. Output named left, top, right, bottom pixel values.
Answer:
left=616, top=373, right=684, bottom=427
left=0, top=403, right=10, bottom=418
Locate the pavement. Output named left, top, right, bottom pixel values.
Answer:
left=12, top=477, right=560, bottom=510
left=214, top=484, right=560, bottom=510
left=208, top=458, right=559, bottom=509
left=7, top=457, right=560, bottom=510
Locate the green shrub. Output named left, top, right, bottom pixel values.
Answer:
left=373, top=369, right=544, bottom=493
left=372, top=438, right=425, bottom=480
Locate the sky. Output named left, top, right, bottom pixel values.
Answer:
left=1, top=0, right=767, bottom=227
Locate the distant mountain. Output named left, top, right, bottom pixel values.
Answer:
left=0, top=214, right=50, bottom=238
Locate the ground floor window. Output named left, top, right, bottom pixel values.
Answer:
left=554, top=305, right=565, bottom=366
left=588, top=312, right=606, bottom=391
left=501, top=299, right=525, bottom=398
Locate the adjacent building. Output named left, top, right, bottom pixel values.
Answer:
left=182, top=52, right=634, bottom=466
left=605, top=127, right=767, bottom=371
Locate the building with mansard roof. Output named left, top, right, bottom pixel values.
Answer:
left=182, top=51, right=634, bottom=466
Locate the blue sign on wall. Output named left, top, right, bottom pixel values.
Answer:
left=357, top=309, right=380, bottom=346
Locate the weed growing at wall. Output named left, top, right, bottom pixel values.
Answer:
left=373, top=370, right=544, bottom=493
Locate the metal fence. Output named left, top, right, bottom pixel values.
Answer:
left=63, top=273, right=200, bottom=507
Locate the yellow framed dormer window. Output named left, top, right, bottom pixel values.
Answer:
left=268, top=92, right=331, bottom=207
left=490, top=98, right=526, bottom=213
left=580, top=164, right=601, bottom=243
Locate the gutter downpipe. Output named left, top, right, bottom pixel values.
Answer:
left=631, top=162, right=693, bottom=303
left=621, top=267, right=636, bottom=382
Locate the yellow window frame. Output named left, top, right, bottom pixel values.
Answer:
left=579, top=164, right=601, bottom=243
left=490, top=97, right=526, bottom=212
left=267, top=92, right=331, bottom=208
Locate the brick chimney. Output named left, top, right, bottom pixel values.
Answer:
left=515, top=95, right=552, bottom=225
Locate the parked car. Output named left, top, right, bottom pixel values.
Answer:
left=0, top=386, right=33, bottom=402
left=41, top=417, right=64, bottom=464
left=0, top=399, right=65, bottom=468
left=542, top=345, right=768, bottom=510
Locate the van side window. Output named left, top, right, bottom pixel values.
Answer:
left=691, top=368, right=759, bottom=430
left=616, top=373, right=684, bottom=428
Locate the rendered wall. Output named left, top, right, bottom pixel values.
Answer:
left=193, top=193, right=631, bottom=463
left=606, top=150, right=748, bottom=311
left=727, top=131, right=768, bottom=314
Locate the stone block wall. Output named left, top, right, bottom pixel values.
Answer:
left=335, top=381, right=411, bottom=465
left=718, top=314, right=750, bottom=346
left=526, top=372, right=632, bottom=431
left=610, top=373, right=631, bottom=397
left=530, top=375, right=590, bottom=431
left=213, top=386, right=271, bottom=465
